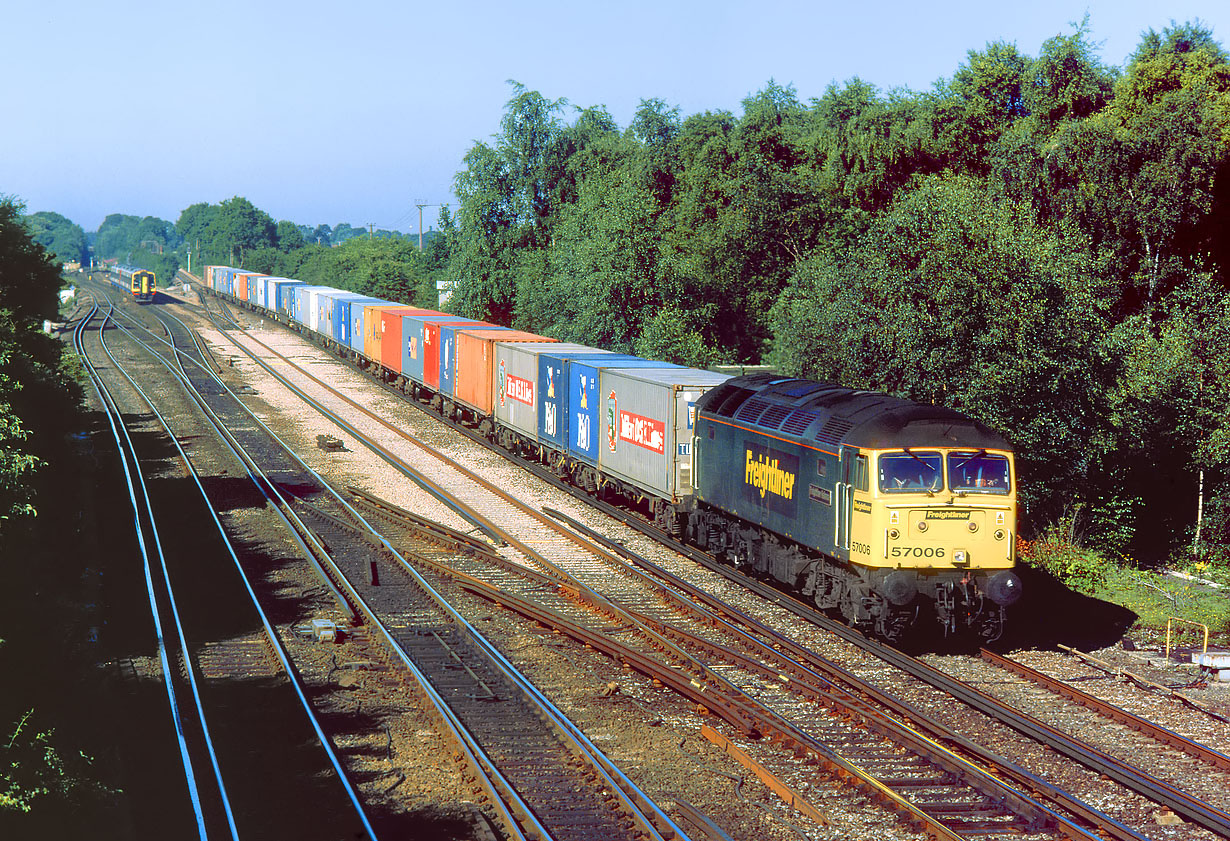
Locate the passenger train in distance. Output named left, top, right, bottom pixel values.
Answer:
left=109, top=265, right=156, bottom=302
left=200, top=265, right=1021, bottom=644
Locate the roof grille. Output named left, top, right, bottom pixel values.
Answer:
left=815, top=418, right=854, bottom=445
left=735, top=398, right=771, bottom=423
left=758, top=404, right=793, bottom=429
left=782, top=410, right=819, bottom=436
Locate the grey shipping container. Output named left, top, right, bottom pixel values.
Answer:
left=597, top=367, right=730, bottom=501
left=493, top=343, right=603, bottom=445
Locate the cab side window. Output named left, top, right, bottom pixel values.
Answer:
left=854, top=454, right=869, bottom=492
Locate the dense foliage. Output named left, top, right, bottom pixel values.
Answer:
left=93, top=213, right=183, bottom=286
left=0, top=199, right=79, bottom=525
left=0, top=200, right=108, bottom=822
left=23, top=212, right=87, bottom=267
left=171, top=198, right=443, bottom=306
left=445, top=22, right=1230, bottom=564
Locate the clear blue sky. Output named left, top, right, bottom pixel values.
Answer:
left=1, top=0, right=1222, bottom=234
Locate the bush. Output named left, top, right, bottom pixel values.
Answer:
left=1018, top=530, right=1113, bottom=596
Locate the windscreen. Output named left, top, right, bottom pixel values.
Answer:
left=948, top=451, right=1011, bottom=494
left=878, top=451, right=943, bottom=493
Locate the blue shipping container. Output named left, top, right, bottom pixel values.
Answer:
left=274, top=281, right=306, bottom=316
left=537, top=350, right=626, bottom=451
left=566, top=358, right=678, bottom=466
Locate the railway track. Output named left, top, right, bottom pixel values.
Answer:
left=128, top=278, right=1230, bottom=840
left=192, top=288, right=1138, bottom=840
left=71, top=287, right=377, bottom=839
left=104, top=279, right=687, bottom=841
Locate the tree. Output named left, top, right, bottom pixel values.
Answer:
left=96, top=214, right=179, bottom=263
left=0, top=198, right=77, bottom=524
left=276, top=220, right=305, bottom=252
left=1021, top=18, right=1116, bottom=133
left=175, top=203, right=218, bottom=258
left=22, top=213, right=86, bottom=267
left=772, top=175, right=1107, bottom=527
left=213, top=197, right=275, bottom=264
left=1103, top=274, right=1230, bottom=557
left=450, top=82, right=569, bottom=324
left=938, top=41, right=1030, bottom=173
left=310, top=224, right=332, bottom=246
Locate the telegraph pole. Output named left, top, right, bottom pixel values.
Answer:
left=416, top=202, right=447, bottom=249
left=416, top=203, right=428, bottom=249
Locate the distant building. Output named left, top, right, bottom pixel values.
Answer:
left=436, top=279, right=454, bottom=307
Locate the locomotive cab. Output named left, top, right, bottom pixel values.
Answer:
left=861, top=446, right=1021, bottom=640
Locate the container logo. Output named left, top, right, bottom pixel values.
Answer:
left=576, top=412, right=590, bottom=450
left=620, top=409, right=665, bottom=454
left=507, top=373, right=534, bottom=407
left=498, top=360, right=507, bottom=407
left=606, top=391, right=618, bottom=452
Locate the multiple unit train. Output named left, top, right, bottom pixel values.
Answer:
left=201, top=265, right=1021, bottom=642
left=108, top=264, right=156, bottom=302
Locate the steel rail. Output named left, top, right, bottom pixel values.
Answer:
left=98, top=302, right=381, bottom=840
left=1058, top=644, right=1230, bottom=724
left=350, top=490, right=1094, bottom=840
left=544, top=508, right=1150, bottom=841
left=139, top=295, right=682, bottom=841
left=981, top=648, right=1230, bottom=771
left=72, top=296, right=218, bottom=839
left=100, top=298, right=363, bottom=621
left=203, top=302, right=1116, bottom=840
left=597, top=504, right=1230, bottom=839
left=105, top=297, right=532, bottom=839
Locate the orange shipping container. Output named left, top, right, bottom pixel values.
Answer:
left=367, top=305, right=437, bottom=373
left=234, top=271, right=265, bottom=303
left=454, top=328, right=557, bottom=415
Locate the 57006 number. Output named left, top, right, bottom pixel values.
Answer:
left=891, top=546, right=946, bottom=558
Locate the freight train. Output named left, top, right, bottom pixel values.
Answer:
left=200, top=265, right=1021, bottom=642
left=109, top=265, right=156, bottom=302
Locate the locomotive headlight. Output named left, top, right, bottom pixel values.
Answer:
left=888, top=528, right=900, bottom=540
left=994, top=529, right=1006, bottom=541
left=953, top=549, right=968, bottom=565
left=967, top=521, right=978, bottom=533
left=917, top=521, right=928, bottom=533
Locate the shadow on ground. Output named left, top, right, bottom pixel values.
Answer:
left=993, top=563, right=1137, bottom=651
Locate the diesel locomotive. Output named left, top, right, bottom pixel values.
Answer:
left=199, top=266, right=1022, bottom=643
left=689, top=374, right=1021, bottom=642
